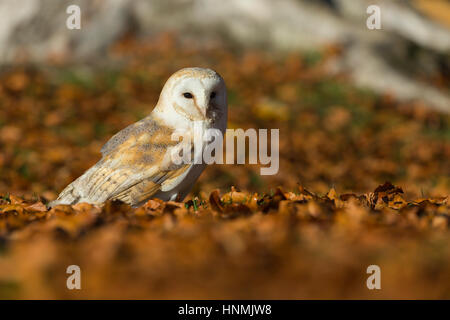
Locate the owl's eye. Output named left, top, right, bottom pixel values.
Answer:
left=210, top=91, right=216, bottom=99
left=183, top=92, right=193, bottom=99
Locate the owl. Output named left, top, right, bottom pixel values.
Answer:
left=49, top=67, right=227, bottom=207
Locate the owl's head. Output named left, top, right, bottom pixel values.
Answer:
left=156, top=68, right=227, bottom=125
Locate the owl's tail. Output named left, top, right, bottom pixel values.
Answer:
left=47, top=182, right=82, bottom=208
left=48, top=165, right=97, bottom=208
left=47, top=161, right=112, bottom=208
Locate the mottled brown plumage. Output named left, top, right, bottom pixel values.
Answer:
left=49, top=67, right=227, bottom=207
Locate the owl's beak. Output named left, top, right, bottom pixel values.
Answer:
left=200, top=106, right=208, bottom=120
left=195, top=95, right=210, bottom=120
left=193, top=105, right=207, bottom=121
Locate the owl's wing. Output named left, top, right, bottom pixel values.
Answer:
left=111, top=165, right=191, bottom=205
left=61, top=115, right=194, bottom=206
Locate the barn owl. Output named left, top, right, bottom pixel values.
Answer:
left=49, top=67, right=227, bottom=207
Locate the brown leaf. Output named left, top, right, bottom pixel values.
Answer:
left=209, top=189, right=224, bottom=213
left=1, top=204, right=24, bottom=214
left=143, top=199, right=164, bottom=211
left=327, top=188, right=338, bottom=201
left=25, top=202, right=48, bottom=212
left=374, top=182, right=403, bottom=194
left=9, top=194, right=24, bottom=205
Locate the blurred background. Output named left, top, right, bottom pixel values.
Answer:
left=0, top=0, right=449, bottom=299
left=0, top=0, right=448, bottom=199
